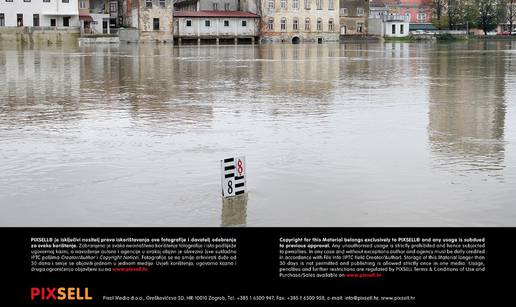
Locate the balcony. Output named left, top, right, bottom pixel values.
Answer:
left=379, top=14, right=409, bottom=22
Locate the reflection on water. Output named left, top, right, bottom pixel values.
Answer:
left=0, top=42, right=515, bottom=227
left=428, top=42, right=507, bottom=177
left=221, top=194, right=248, bottom=227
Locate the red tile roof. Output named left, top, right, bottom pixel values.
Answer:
left=174, top=10, right=260, bottom=18
left=79, top=15, right=93, bottom=22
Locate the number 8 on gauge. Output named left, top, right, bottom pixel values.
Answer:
left=221, top=156, right=246, bottom=198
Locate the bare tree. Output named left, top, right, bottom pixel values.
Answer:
left=432, top=0, right=448, bottom=28
left=506, top=0, right=516, bottom=31
left=433, top=0, right=447, bottom=20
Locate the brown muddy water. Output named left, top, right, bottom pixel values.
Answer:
left=0, top=41, right=515, bottom=226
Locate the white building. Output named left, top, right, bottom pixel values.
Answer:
left=173, top=10, right=260, bottom=44
left=368, top=14, right=409, bottom=38
left=0, top=0, right=79, bottom=28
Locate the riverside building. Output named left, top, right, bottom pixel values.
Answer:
left=260, top=0, right=340, bottom=44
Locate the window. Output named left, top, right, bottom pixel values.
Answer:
left=213, top=3, right=218, bottom=10
left=357, top=22, right=363, bottom=33
left=340, top=8, right=348, bottom=16
left=6, top=0, right=13, bottom=2
left=357, top=7, right=364, bottom=16
left=224, top=3, right=230, bottom=10
left=328, top=0, right=333, bottom=10
left=146, top=0, right=152, bottom=8
left=80, top=0, right=87, bottom=9
left=43, top=0, right=50, bottom=2
left=224, top=20, right=229, bottom=27
left=17, top=14, right=23, bottom=27
left=304, top=0, right=310, bottom=9
left=293, top=0, right=299, bottom=9
left=305, top=18, right=310, bottom=30
left=316, top=0, right=322, bottom=10
left=205, top=20, right=210, bottom=27
left=316, top=18, right=322, bottom=31
left=159, top=0, right=165, bottom=8
left=391, top=24, right=396, bottom=34
left=33, top=14, right=39, bottom=26
left=241, top=20, right=247, bottom=27
left=111, top=2, right=118, bottom=12
left=153, top=18, right=159, bottom=30
left=281, top=0, right=287, bottom=9
left=63, top=16, right=70, bottom=27
left=293, top=18, right=298, bottom=30
left=280, top=17, right=286, bottom=31
left=0, top=14, right=4, bottom=27
left=186, top=20, right=192, bottom=27
left=267, top=18, right=274, bottom=30
left=417, top=13, right=426, bottom=21
left=62, top=0, right=69, bottom=3
left=328, top=18, right=334, bottom=31
left=268, top=0, right=274, bottom=9
left=50, top=18, right=56, bottom=27
left=24, top=0, right=31, bottom=2
left=400, top=24, right=404, bottom=34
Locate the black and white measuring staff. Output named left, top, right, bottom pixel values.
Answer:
left=221, top=156, right=246, bottom=198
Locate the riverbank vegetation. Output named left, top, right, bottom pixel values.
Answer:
left=431, top=0, right=516, bottom=34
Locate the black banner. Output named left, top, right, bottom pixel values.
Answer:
left=1, top=227, right=512, bottom=305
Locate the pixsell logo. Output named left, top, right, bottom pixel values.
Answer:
left=30, top=287, right=93, bottom=301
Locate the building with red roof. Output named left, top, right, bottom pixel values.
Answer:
left=173, top=1, right=261, bottom=44
left=369, top=0, right=434, bottom=32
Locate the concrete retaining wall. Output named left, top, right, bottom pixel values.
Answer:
left=119, top=27, right=174, bottom=43
left=78, top=36, right=120, bottom=46
left=340, top=35, right=381, bottom=43
left=139, top=31, right=174, bottom=43
left=261, top=32, right=340, bottom=44
left=0, top=27, right=79, bottom=46
left=119, top=28, right=140, bottom=43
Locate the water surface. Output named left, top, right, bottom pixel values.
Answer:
left=0, top=41, right=515, bottom=226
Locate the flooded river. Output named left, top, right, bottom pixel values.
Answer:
left=0, top=41, right=515, bottom=226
